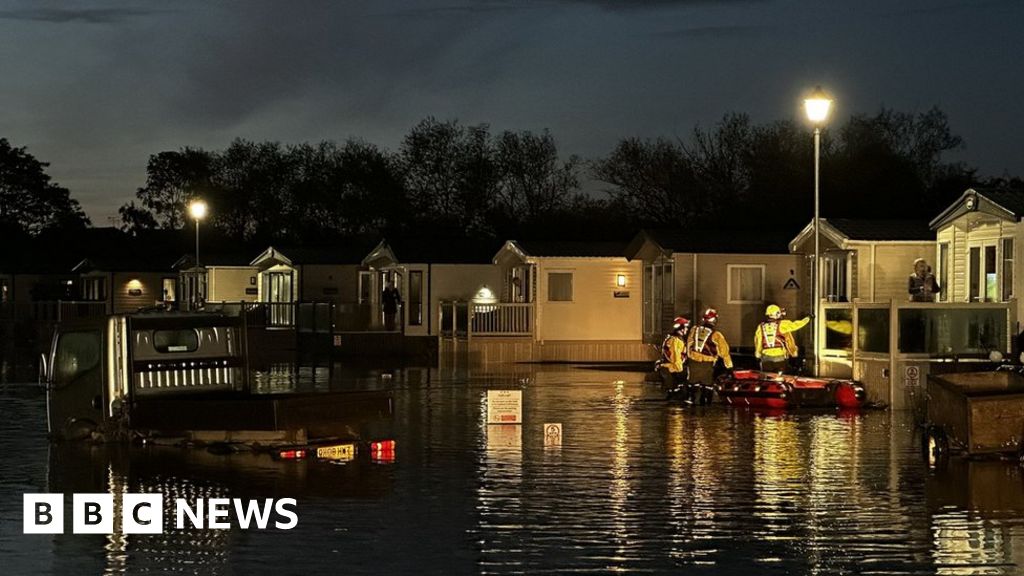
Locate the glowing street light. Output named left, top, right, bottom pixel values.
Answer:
left=804, top=86, right=832, bottom=124
left=804, top=86, right=833, bottom=376
left=189, top=199, right=208, bottom=308
left=189, top=199, right=208, bottom=221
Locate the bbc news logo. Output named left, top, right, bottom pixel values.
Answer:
left=23, top=494, right=298, bottom=534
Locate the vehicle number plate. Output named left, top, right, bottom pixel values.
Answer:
left=316, top=444, right=355, bottom=460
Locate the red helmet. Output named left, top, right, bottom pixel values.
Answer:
left=671, top=316, right=690, bottom=333
left=702, top=308, right=719, bottom=325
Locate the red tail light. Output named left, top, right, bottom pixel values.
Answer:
left=369, top=440, right=396, bottom=453
left=277, top=449, right=307, bottom=460
left=370, top=440, right=396, bottom=463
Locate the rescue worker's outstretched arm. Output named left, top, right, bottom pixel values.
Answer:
left=779, top=316, right=811, bottom=333
left=754, top=325, right=764, bottom=359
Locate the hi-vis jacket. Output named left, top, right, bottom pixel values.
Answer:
left=659, top=335, right=686, bottom=373
left=687, top=325, right=733, bottom=369
left=754, top=317, right=811, bottom=360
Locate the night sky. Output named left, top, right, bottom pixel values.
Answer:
left=1, top=0, right=1021, bottom=223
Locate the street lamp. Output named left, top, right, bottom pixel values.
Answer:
left=188, top=199, right=207, bottom=308
left=804, top=86, right=832, bottom=376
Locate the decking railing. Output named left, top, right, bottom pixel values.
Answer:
left=204, top=301, right=300, bottom=329
left=440, top=301, right=533, bottom=338
left=32, top=300, right=108, bottom=322
left=204, top=300, right=394, bottom=333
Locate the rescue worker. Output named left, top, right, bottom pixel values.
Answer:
left=686, top=308, right=733, bottom=402
left=754, top=304, right=811, bottom=373
left=657, top=316, right=690, bottom=390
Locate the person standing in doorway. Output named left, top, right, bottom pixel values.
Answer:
left=382, top=280, right=402, bottom=331
left=908, top=258, right=941, bottom=302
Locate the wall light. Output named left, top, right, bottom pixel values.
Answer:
left=616, top=274, right=627, bottom=288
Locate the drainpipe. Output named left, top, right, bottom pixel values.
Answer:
left=870, top=244, right=876, bottom=301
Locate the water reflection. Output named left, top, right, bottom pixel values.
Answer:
left=1, top=362, right=1023, bottom=574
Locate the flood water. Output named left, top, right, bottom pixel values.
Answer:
left=2, top=361, right=1024, bottom=575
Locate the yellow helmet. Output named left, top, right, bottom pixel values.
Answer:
left=765, top=304, right=783, bottom=319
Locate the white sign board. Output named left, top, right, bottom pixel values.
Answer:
left=486, top=390, right=523, bottom=424
left=905, top=365, right=920, bottom=387
left=543, top=423, right=562, bottom=447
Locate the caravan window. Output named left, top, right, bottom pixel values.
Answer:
left=548, top=273, right=573, bottom=302
left=162, top=278, right=177, bottom=302
left=408, top=271, right=423, bottom=326
left=937, top=243, right=949, bottom=302
left=727, top=265, right=764, bottom=304
left=898, top=308, right=1006, bottom=355
left=1002, top=238, right=1014, bottom=301
left=153, top=329, right=200, bottom=353
left=823, top=253, right=849, bottom=301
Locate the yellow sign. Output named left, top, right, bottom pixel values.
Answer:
left=316, top=443, right=355, bottom=461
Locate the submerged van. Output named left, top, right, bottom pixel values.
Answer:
left=42, top=312, right=391, bottom=445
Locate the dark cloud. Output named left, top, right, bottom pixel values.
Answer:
left=0, top=0, right=1020, bottom=222
left=658, top=23, right=769, bottom=38
left=568, top=0, right=770, bottom=10
left=0, top=7, right=162, bottom=24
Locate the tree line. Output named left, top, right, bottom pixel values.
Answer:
left=2, top=110, right=1020, bottom=243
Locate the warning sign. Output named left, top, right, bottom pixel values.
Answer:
left=543, top=423, right=562, bottom=447
left=783, top=278, right=800, bottom=290
left=905, top=366, right=921, bottom=387
left=486, top=390, right=523, bottom=424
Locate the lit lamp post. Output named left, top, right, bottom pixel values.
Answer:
left=188, top=199, right=208, bottom=308
left=804, top=86, right=832, bottom=376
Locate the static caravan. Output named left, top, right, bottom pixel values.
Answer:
left=626, top=228, right=806, bottom=353
left=172, top=251, right=261, bottom=309
left=490, top=240, right=646, bottom=362
left=788, top=218, right=936, bottom=304
left=361, top=237, right=504, bottom=337
left=783, top=213, right=1017, bottom=410
left=930, top=188, right=1023, bottom=313
left=249, top=242, right=374, bottom=329
left=72, top=258, right=179, bottom=315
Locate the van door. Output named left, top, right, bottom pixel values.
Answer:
left=47, top=329, right=105, bottom=440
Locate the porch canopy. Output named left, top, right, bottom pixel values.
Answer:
left=929, top=187, right=1024, bottom=231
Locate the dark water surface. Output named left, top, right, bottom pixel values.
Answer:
left=2, top=363, right=1024, bottom=575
